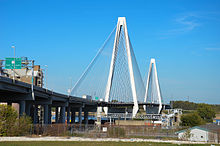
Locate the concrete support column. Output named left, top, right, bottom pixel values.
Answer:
left=67, top=107, right=70, bottom=124
left=96, top=106, right=102, bottom=126
left=33, top=105, right=38, bottom=124
left=7, top=102, right=12, bottom=106
left=25, top=102, right=32, bottom=116
left=84, top=110, right=88, bottom=128
left=71, top=109, right=75, bottom=124
left=79, top=107, right=82, bottom=127
left=48, top=106, right=52, bottom=124
left=44, top=104, right=48, bottom=124
left=55, top=107, right=59, bottom=123
left=19, top=100, right=26, bottom=117
left=60, top=106, right=66, bottom=123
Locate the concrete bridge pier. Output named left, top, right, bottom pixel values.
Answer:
left=60, top=106, right=66, bottom=123
left=96, top=106, right=102, bottom=126
left=33, top=105, right=38, bottom=124
left=43, top=104, right=49, bottom=124
left=84, top=110, right=88, bottom=128
left=71, top=108, right=75, bottom=124
left=79, top=107, right=82, bottom=127
left=66, top=106, right=70, bottom=124
left=48, top=106, right=52, bottom=124
left=7, top=101, right=12, bottom=106
left=19, top=100, right=26, bottom=117
left=25, top=102, right=32, bottom=116
left=55, top=107, right=59, bottom=123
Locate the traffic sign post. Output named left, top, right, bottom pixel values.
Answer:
left=5, top=58, right=22, bottom=69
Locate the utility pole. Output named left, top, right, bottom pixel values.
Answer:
left=12, top=45, right=15, bottom=83
left=44, top=65, right=48, bottom=91
left=31, top=60, right=35, bottom=100
left=68, top=77, right=72, bottom=96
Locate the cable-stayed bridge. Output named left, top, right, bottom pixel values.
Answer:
left=70, top=17, right=164, bottom=117
left=0, top=17, right=169, bottom=126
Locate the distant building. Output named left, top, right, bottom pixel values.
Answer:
left=161, top=109, right=182, bottom=128
left=176, top=123, right=220, bottom=143
left=213, top=114, right=220, bottom=125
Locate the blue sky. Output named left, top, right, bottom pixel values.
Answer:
left=0, top=0, right=220, bottom=104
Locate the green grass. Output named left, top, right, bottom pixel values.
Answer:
left=0, top=141, right=219, bottom=146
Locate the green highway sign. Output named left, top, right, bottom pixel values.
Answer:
left=5, top=58, right=22, bottom=69
left=95, top=97, right=99, bottom=100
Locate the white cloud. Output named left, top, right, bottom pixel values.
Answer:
left=205, top=48, right=220, bottom=51
left=176, top=14, right=200, bottom=30
left=167, top=13, right=200, bottom=35
left=158, top=13, right=202, bottom=38
left=159, top=11, right=220, bottom=39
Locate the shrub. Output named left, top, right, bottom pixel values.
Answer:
left=0, top=104, right=32, bottom=136
left=107, top=127, right=125, bottom=138
left=197, top=103, right=216, bottom=122
left=181, top=129, right=193, bottom=141
left=180, top=112, right=205, bottom=127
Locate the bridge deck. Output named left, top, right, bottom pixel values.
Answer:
left=0, top=76, right=171, bottom=111
left=0, top=76, right=98, bottom=107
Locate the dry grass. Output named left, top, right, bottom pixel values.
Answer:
left=0, top=141, right=217, bottom=146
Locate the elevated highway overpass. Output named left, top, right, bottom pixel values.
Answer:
left=0, top=76, right=170, bottom=124
left=0, top=76, right=98, bottom=125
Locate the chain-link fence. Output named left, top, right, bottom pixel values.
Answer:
left=29, top=124, right=182, bottom=139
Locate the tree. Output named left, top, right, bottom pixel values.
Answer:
left=171, top=100, right=220, bottom=114
left=197, top=103, right=216, bottom=123
left=172, top=101, right=197, bottom=110
left=0, top=104, right=17, bottom=136
left=180, top=112, right=205, bottom=127
left=181, top=129, right=193, bottom=141
left=0, top=104, right=32, bottom=136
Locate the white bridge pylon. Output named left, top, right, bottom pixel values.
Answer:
left=70, top=17, right=145, bottom=118
left=144, top=58, right=163, bottom=114
left=104, top=17, right=139, bottom=117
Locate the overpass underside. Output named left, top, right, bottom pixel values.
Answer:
left=0, top=76, right=98, bottom=126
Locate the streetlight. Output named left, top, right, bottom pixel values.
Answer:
left=44, top=65, right=48, bottom=91
left=68, top=77, right=72, bottom=96
left=12, top=45, right=15, bottom=82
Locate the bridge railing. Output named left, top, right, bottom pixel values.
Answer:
left=106, top=113, right=162, bottom=120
